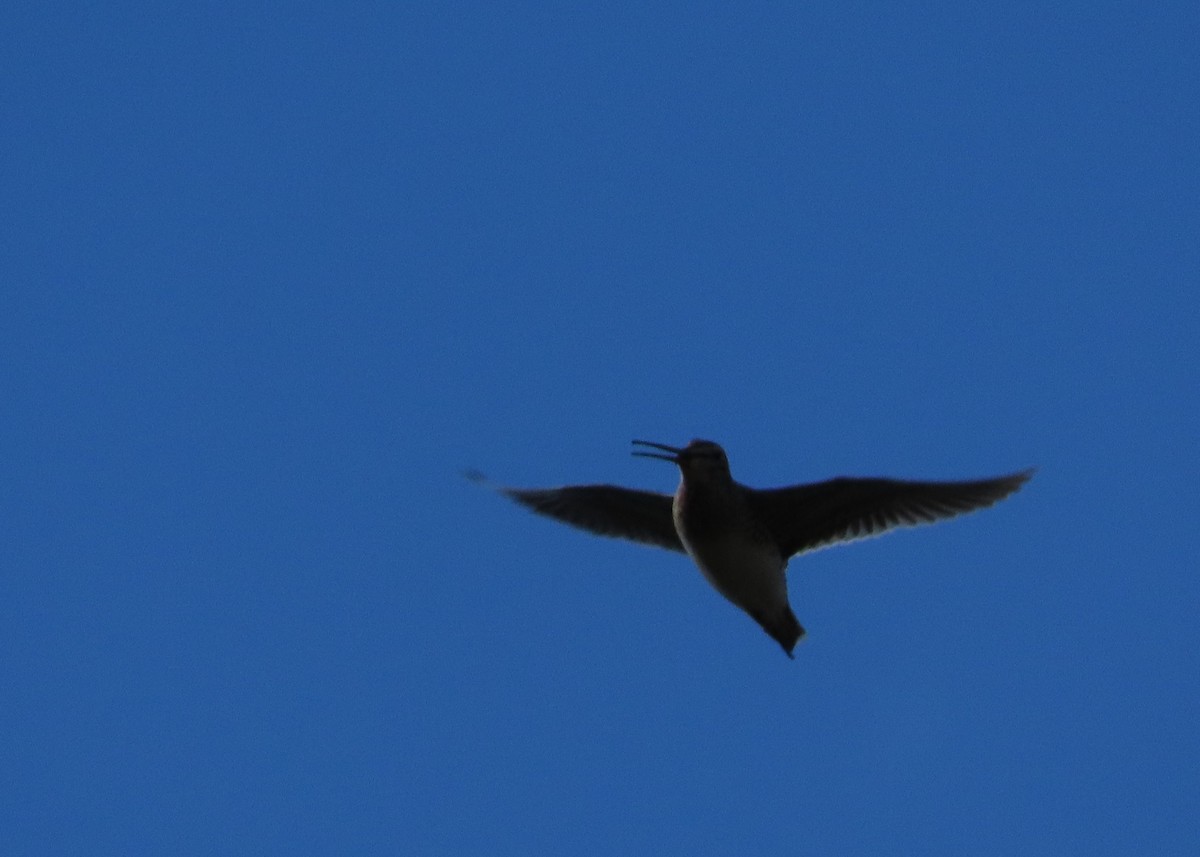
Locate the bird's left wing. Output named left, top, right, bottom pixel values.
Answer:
left=469, top=472, right=685, bottom=553
left=748, top=469, right=1033, bottom=559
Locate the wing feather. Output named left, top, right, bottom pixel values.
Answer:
left=749, top=469, right=1033, bottom=559
left=471, top=472, right=684, bottom=553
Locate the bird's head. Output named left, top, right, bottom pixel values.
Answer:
left=632, top=438, right=731, bottom=483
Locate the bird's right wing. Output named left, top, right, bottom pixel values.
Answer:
left=469, top=472, right=685, bottom=553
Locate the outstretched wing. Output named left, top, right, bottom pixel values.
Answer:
left=748, top=469, right=1033, bottom=559
left=469, top=472, right=684, bottom=553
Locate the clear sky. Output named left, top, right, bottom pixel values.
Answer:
left=4, top=2, right=1197, bottom=854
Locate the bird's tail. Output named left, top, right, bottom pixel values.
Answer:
left=765, top=608, right=806, bottom=659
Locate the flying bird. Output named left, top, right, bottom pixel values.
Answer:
left=473, top=439, right=1032, bottom=657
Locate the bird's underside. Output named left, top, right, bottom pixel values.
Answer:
left=472, top=440, right=1032, bottom=656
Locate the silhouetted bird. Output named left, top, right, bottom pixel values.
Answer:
left=473, top=439, right=1032, bottom=656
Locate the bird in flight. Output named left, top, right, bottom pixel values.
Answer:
left=473, top=439, right=1032, bottom=657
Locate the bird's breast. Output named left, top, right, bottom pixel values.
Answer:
left=671, top=481, right=789, bottom=614
left=678, top=530, right=788, bottom=615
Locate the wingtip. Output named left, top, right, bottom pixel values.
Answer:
left=1011, top=467, right=1037, bottom=488
left=463, top=468, right=494, bottom=488
left=465, top=470, right=533, bottom=507
left=463, top=469, right=524, bottom=500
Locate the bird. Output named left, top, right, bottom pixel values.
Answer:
left=472, top=439, right=1032, bottom=657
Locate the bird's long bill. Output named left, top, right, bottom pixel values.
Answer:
left=631, top=439, right=682, bottom=462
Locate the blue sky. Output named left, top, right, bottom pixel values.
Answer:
left=3, top=1, right=1197, bottom=853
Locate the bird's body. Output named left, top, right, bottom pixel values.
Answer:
left=476, top=439, right=1031, bottom=657
left=666, top=448, right=804, bottom=654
